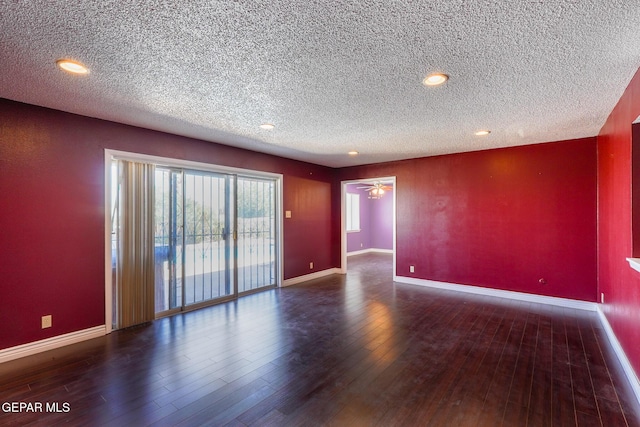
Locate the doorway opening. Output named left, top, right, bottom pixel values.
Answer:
left=341, top=177, right=396, bottom=277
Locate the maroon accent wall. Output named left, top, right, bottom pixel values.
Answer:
left=598, top=67, right=640, bottom=377
left=0, top=98, right=335, bottom=350
left=283, top=176, right=333, bottom=278
left=338, top=138, right=598, bottom=301
left=632, top=123, right=640, bottom=257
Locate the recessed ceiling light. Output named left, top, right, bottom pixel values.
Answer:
left=422, top=73, right=449, bottom=86
left=259, top=123, right=275, bottom=130
left=348, top=151, right=359, bottom=156
left=56, top=59, right=89, bottom=75
left=474, top=130, right=491, bottom=136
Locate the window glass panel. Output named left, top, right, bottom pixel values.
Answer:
left=347, top=193, right=360, bottom=231
left=237, top=177, right=276, bottom=292
left=183, top=171, right=231, bottom=305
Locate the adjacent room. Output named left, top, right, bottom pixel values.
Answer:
left=344, top=179, right=395, bottom=264
left=2, top=1, right=640, bottom=425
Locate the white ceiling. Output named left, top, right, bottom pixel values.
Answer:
left=2, top=1, right=640, bottom=168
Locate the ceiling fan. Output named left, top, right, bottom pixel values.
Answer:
left=357, top=181, right=392, bottom=199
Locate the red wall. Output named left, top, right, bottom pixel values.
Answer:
left=283, top=176, right=333, bottom=278
left=632, top=124, right=640, bottom=257
left=338, top=137, right=598, bottom=301
left=0, top=98, right=335, bottom=350
left=598, top=67, right=640, bottom=377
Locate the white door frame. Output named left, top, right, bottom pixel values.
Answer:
left=340, top=176, right=397, bottom=276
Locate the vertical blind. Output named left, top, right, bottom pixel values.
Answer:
left=116, top=160, right=156, bottom=328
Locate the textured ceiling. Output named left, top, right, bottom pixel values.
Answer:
left=2, top=1, right=640, bottom=168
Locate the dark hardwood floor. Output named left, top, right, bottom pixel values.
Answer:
left=1, top=253, right=639, bottom=426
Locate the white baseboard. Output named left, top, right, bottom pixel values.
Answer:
left=597, top=307, right=640, bottom=406
left=0, top=325, right=106, bottom=364
left=347, top=248, right=393, bottom=256
left=393, top=275, right=597, bottom=311
left=282, top=268, right=341, bottom=287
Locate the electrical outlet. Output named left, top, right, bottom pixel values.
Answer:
left=410, top=265, right=415, bottom=273
left=285, top=210, right=292, bottom=218
left=41, top=315, right=52, bottom=329
left=601, top=293, right=605, bottom=304
left=310, top=262, right=314, bottom=270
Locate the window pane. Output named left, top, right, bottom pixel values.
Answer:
left=347, top=193, right=360, bottom=231
left=237, top=177, right=276, bottom=293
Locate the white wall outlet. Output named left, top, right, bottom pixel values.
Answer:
left=601, top=293, right=605, bottom=304
left=410, top=265, right=415, bottom=273
left=285, top=210, right=292, bottom=218
left=41, top=315, right=52, bottom=329
left=310, top=262, right=314, bottom=270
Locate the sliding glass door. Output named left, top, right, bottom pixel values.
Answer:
left=144, top=167, right=278, bottom=319
left=183, top=171, right=234, bottom=306
left=112, top=156, right=279, bottom=326
left=237, top=177, right=276, bottom=293
left=154, top=168, right=234, bottom=316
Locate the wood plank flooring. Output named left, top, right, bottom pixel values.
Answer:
left=1, top=253, right=639, bottom=426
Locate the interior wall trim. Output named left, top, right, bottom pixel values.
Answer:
left=282, top=268, right=341, bottom=287
left=597, top=307, right=640, bottom=406
left=394, top=276, right=597, bottom=311
left=347, top=248, right=394, bottom=256
left=0, top=326, right=106, bottom=364
left=626, top=257, right=640, bottom=274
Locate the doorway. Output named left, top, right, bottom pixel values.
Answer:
left=341, top=177, right=396, bottom=277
